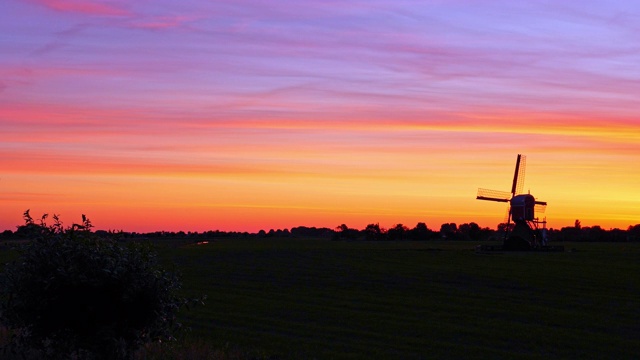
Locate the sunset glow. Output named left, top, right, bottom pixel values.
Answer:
left=2, top=0, right=639, bottom=232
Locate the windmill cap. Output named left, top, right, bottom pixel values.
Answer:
left=510, top=194, right=535, bottom=206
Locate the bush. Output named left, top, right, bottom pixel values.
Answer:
left=0, top=211, right=200, bottom=359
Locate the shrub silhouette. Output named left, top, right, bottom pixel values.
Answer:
left=0, top=211, right=194, bottom=359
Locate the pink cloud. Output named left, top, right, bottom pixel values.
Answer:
left=31, top=0, right=129, bottom=16
left=129, top=15, right=195, bottom=30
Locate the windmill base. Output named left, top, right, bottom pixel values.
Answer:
left=504, top=235, right=532, bottom=250
left=476, top=222, right=564, bottom=252
left=506, top=221, right=537, bottom=250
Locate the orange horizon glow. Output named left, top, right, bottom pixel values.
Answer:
left=3, top=111, right=638, bottom=233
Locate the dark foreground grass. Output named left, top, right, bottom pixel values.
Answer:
left=1, top=240, right=638, bottom=359
left=163, top=240, right=640, bottom=359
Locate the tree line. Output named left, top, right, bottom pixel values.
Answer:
left=332, top=221, right=640, bottom=242
left=1, top=212, right=639, bottom=243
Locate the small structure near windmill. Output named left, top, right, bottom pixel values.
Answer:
left=476, top=154, right=561, bottom=251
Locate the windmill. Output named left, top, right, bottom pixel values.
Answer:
left=476, top=154, right=548, bottom=250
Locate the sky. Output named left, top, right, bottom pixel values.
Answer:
left=1, top=0, right=639, bottom=233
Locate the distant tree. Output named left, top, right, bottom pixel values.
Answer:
left=408, top=222, right=436, bottom=240
left=439, top=223, right=458, bottom=240
left=364, top=223, right=383, bottom=241
left=387, top=224, right=409, bottom=241
left=560, top=225, right=583, bottom=241
left=574, top=219, right=581, bottom=229
left=458, top=222, right=485, bottom=241
left=290, top=226, right=333, bottom=238
left=628, top=224, right=640, bottom=241
left=607, top=228, right=626, bottom=242
left=496, top=222, right=514, bottom=233
left=580, top=226, right=606, bottom=242
left=334, top=224, right=359, bottom=240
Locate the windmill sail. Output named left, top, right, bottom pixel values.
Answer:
left=476, top=188, right=511, bottom=202
left=511, top=154, right=526, bottom=195
left=534, top=203, right=547, bottom=214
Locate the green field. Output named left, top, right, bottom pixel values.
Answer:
left=1, top=239, right=638, bottom=359
left=159, top=239, right=640, bottom=359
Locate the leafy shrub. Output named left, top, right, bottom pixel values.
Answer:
left=0, top=211, right=200, bottom=359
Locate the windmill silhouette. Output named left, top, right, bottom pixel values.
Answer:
left=476, top=154, right=548, bottom=250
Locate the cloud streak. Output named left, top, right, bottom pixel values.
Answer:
left=30, top=0, right=130, bottom=16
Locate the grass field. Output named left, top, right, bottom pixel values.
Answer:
left=1, top=239, right=638, bottom=359
left=160, top=239, right=640, bottom=359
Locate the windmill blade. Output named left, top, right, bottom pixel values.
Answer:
left=477, top=188, right=511, bottom=202
left=516, top=155, right=526, bottom=195
left=534, top=200, right=547, bottom=214
left=511, top=154, right=526, bottom=195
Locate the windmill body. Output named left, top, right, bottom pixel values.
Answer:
left=476, top=154, right=548, bottom=250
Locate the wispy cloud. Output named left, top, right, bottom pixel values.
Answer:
left=128, top=15, right=197, bottom=30
left=30, top=0, right=130, bottom=16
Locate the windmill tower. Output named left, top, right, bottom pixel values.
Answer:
left=476, top=154, right=548, bottom=250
